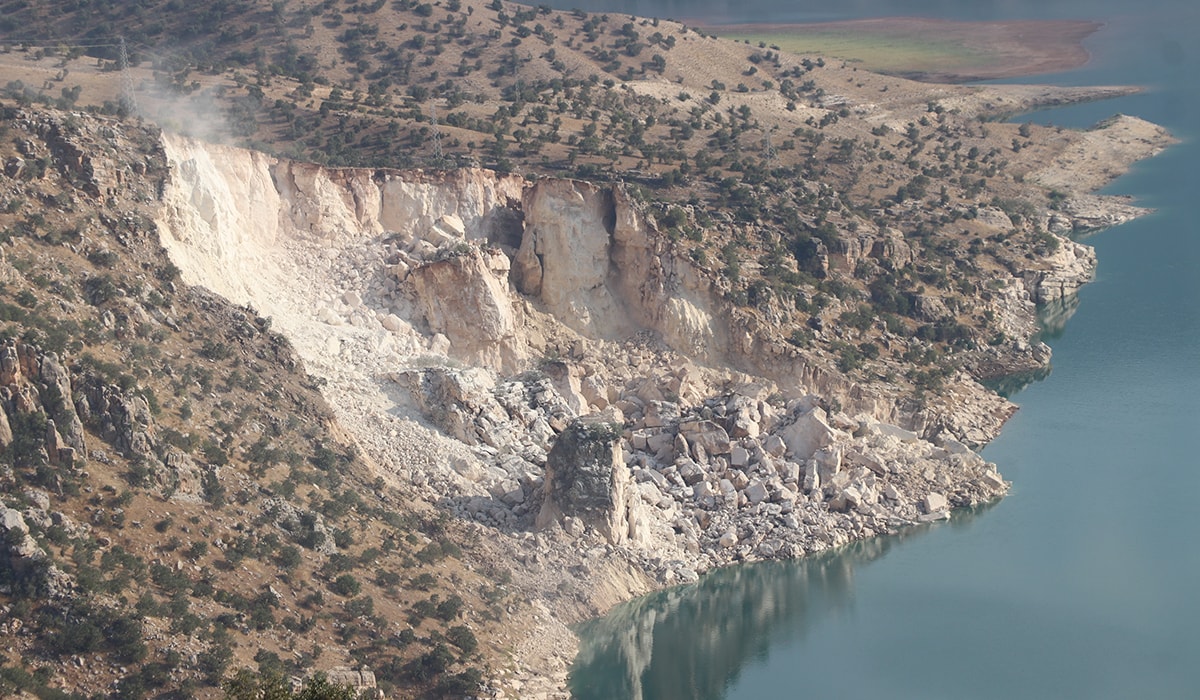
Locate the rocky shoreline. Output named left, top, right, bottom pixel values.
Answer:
left=141, top=89, right=1174, bottom=694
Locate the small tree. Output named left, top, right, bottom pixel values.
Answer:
left=331, top=573, right=360, bottom=597
left=224, top=670, right=356, bottom=700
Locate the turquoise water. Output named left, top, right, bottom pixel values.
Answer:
left=568, top=2, right=1200, bottom=698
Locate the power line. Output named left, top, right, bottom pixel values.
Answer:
left=428, top=103, right=445, bottom=169
left=0, top=41, right=126, bottom=49
left=0, top=35, right=148, bottom=49
left=762, top=134, right=777, bottom=168
left=118, top=36, right=138, bottom=114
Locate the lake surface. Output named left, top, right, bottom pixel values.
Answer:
left=567, top=1, right=1200, bottom=698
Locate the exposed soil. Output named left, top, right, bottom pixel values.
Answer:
left=699, top=18, right=1102, bottom=82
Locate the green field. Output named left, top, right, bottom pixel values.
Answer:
left=717, top=29, right=992, bottom=77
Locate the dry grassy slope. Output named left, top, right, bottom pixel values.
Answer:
left=0, top=108, right=529, bottom=699
left=0, top=0, right=1170, bottom=400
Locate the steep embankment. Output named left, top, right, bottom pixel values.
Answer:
left=153, top=133, right=1033, bottom=691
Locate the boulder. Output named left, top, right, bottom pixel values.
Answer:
left=922, top=492, right=949, bottom=514
left=913, top=294, right=951, bottom=321
left=872, top=421, right=920, bottom=442
left=536, top=417, right=631, bottom=545
left=771, top=483, right=798, bottom=504
left=642, top=400, right=679, bottom=428
left=813, top=446, right=843, bottom=482
left=679, top=419, right=731, bottom=456
left=763, top=434, right=787, bottom=458
left=423, top=214, right=466, bottom=247
left=3, top=156, right=24, bottom=179
left=408, top=246, right=524, bottom=371
left=646, top=430, right=675, bottom=461
left=429, top=333, right=451, bottom=355
left=727, top=396, right=762, bottom=439
left=829, top=486, right=862, bottom=513
left=400, top=367, right=496, bottom=444
left=745, top=479, right=769, bottom=505
left=677, top=459, right=706, bottom=485
left=381, top=313, right=405, bottom=332
left=540, top=360, right=587, bottom=416
left=802, top=462, right=821, bottom=494
left=779, top=408, right=835, bottom=459
left=777, top=459, right=801, bottom=483
left=980, top=471, right=1006, bottom=490
left=846, top=448, right=887, bottom=476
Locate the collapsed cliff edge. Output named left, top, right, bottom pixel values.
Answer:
left=154, top=106, right=1169, bottom=693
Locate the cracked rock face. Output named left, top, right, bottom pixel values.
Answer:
left=1024, top=238, right=1097, bottom=304
left=407, top=245, right=525, bottom=371
left=152, top=134, right=1018, bottom=663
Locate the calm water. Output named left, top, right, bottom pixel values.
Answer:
left=568, top=1, right=1200, bottom=698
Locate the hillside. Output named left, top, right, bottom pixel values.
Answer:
left=0, top=1, right=1176, bottom=698
left=0, top=1, right=1171, bottom=407
left=0, top=110, right=508, bottom=698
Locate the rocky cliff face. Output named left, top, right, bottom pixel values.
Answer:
left=1024, top=238, right=1098, bottom=304
left=152, top=134, right=1037, bottom=688
left=153, top=133, right=1017, bottom=535
left=157, top=133, right=1018, bottom=432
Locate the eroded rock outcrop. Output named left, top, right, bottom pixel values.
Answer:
left=1024, top=237, right=1097, bottom=303
left=0, top=500, right=74, bottom=598
left=407, top=245, right=525, bottom=371
left=0, top=343, right=87, bottom=471
left=537, top=417, right=633, bottom=546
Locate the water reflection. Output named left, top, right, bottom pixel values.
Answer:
left=983, top=295, right=1080, bottom=397
left=570, top=506, right=996, bottom=700
left=1037, top=294, right=1081, bottom=341
left=983, top=364, right=1052, bottom=398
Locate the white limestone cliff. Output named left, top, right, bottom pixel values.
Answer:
left=151, top=134, right=1029, bottom=688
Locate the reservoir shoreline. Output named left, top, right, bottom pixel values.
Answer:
left=563, top=14, right=1181, bottom=700
left=696, top=18, right=1103, bottom=82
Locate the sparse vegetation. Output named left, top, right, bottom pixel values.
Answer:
left=0, top=104, right=500, bottom=698
left=0, top=2, right=1164, bottom=697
